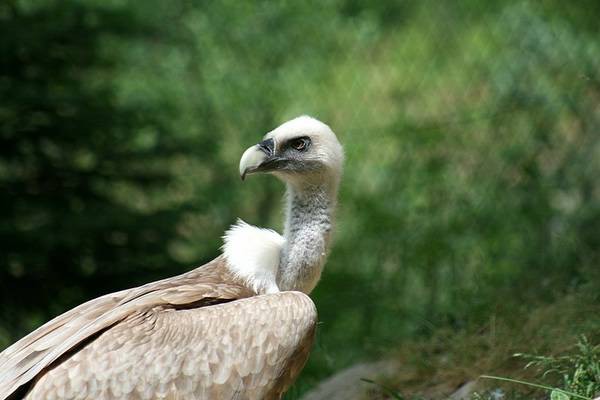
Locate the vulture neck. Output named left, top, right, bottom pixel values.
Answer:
left=278, top=178, right=339, bottom=293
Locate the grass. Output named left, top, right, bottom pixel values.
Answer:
left=473, top=336, right=600, bottom=400
left=361, top=335, right=600, bottom=400
left=356, top=283, right=600, bottom=399
left=478, top=375, right=591, bottom=400
left=517, top=336, right=600, bottom=399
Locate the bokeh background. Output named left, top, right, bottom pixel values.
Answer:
left=1, top=0, right=599, bottom=398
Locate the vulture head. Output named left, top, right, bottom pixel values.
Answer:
left=233, top=115, right=343, bottom=293
left=239, top=116, right=344, bottom=187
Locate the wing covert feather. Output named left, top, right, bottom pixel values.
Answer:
left=0, top=257, right=254, bottom=399
left=24, top=291, right=317, bottom=400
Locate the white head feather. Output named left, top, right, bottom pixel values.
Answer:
left=265, top=115, right=344, bottom=185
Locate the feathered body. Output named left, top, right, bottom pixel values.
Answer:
left=0, top=116, right=343, bottom=400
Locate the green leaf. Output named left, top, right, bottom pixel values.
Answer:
left=551, top=390, right=570, bottom=400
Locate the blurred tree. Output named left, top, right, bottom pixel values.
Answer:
left=0, top=0, right=193, bottom=341
left=0, top=1, right=598, bottom=397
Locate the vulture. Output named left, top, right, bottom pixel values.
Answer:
left=0, top=116, right=344, bottom=400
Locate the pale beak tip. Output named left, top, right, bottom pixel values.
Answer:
left=239, top=144, right=268, bottom=182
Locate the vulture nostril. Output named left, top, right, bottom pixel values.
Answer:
left=257, top=138, right=275, bottom=156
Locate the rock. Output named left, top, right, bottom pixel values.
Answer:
left=301, top=361, right=398, bottom=400
left=449, top=380, right=479, bottom=399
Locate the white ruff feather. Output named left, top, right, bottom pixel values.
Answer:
left=222, top=219, right=285, bottom=294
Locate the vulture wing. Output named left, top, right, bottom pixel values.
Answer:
left=22, top=291, right=316, bottom=400
left=0, top=256, right=316, bottom=400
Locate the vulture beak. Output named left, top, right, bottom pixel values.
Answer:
left=239, top=138, right=276, bottom=180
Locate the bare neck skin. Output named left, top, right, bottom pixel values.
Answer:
left=277, top=177, right=339, bottom=293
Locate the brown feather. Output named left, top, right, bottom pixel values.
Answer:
left=22, top=292, right=316, bottom=400
left=1, top=256, right=321, bottom=399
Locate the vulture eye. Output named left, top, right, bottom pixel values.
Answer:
left=290, top=137, right=311, bottom=152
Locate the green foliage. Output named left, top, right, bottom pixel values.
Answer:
left=479, top=375, right=589, bottom=400
left=0, top=0, right=192, bottom=342
left=519, top=336, right=600, bottom=399
left=307, top=0, right=600, bottom=382
left=471, top=336, right=600, bottom=400
left=1, top=0, right=599, bottom=396
left=551, top=391, right=571, bottom=400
